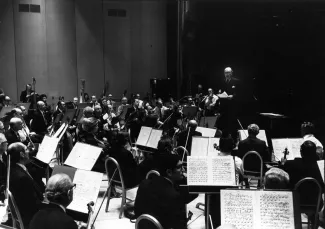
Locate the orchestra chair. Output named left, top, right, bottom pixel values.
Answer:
left=104, top=157, right=138, bottom=218
left=241, top=151, right=263, bottom=189
left=146, top=170, right=160, bottom=180
left=294, top=177, right=322, bottom=229
left=7, top=190, right=24, bottom=229
left=135, top=214, right=164, bottom=229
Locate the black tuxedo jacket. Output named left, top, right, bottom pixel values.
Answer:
left=134, top=175, right=197, bottom=229
left=238, top=136, right=269, bottom=162
left=9, top=164, right=43, bottom=228
left=5, top=128, right=28, bottom=145
left=29, top=203, right=78, bottom=229
left=30, top=110, right=49, bottom=134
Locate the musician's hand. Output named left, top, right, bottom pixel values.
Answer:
left=280, top=157, right=287, bottom=165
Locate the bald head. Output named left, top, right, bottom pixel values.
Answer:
left=188, top=120, right=198, bottom=131
left=10, top=117, right=23, bottom=131
left=12, top=108, right=23, bottom=117
left=224, top=67, right=233, bottom=80
left=37, top=101, right=45, bottom=110
left=83, top=106, right=94, bottom=118
left=8, top=142, right=28, bottom=164
left=46, top=173, right=74, bottom=206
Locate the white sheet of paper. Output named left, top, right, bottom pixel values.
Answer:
left=146, top=129, right=162, bottom=149
left=36, top=136, right=60, bottom=163
left=53, top=123, right=66, bottom=138
left=136, top=126, right=152, bottom=146
left=196, top=127, right=217, bottom=137
left=67, top=169, right=103, bottom=214
left=317, top=160, right=324, bottom=183
left=218, top=91, right=229, bottom=99
left=188, top=156, right=236, bottom=186
left=272, top=139, right=290, bottom=161
left=238, top=130, right=268, bottom=146
left=191, top=137, right=209, bottom=156
left=288, top=138, right=303, bottom=160
left=64, top=143, right=102, bottom=170
left=207, top=138, right=220, bottom=156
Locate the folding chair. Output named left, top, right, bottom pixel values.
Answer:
left=242, top=151, right=263, bottom=188
left=7, top=190, right=24, bottom=229
left=135, top=214, right=163, bottom=229
left=295, top=177, right=322, bottom=229
left=104, top=157, right=137, bottom=218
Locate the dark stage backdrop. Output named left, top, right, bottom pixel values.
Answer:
left=173, top=1, right=325, bottom=138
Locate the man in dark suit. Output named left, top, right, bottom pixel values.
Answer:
left=5, top=117, right=28, bottom=145
left=125, top=99, right=145, bottom=142
left=29, top=173, right=78, bottom=229
left=134, top=154, right=198, bottom=229
left=8, top=142, right=44, bottom=228
left=20, top=84, right=33, bottom=103
left=177, top=120, right=202, bottom=155
left=237, top=124, right=270, bottom=168
left=30, top=101, right=50, bottom=136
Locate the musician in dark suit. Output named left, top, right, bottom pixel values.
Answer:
left=125, top=99, right=145, bottom=142
left=0, top=134, right=8, bottom=201
left=177, top=120, right=202, bottom=155
left=30, top=101, right=50, bottom=136
left=20, top=84, right=34, bottom=103
left=237, top=124, right=270, bottom=165
left=135, top=154, right=198, bottom=229
left=5, top=117, right=28, bottom=145
left=217, top=67, right=240, bottom=137
left=8, top=143, right=44, bottom=229
left=29, top=174, right=78, bottom=229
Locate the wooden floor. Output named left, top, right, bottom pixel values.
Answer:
left=1, top=178, right=324, bottom=229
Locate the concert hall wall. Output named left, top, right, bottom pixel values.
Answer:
left=0, top=0, right=167, bottom=103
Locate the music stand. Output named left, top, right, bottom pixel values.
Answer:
left=183, top=106, right=198, bottom=119
left=199, top=116, right=217, bottom=128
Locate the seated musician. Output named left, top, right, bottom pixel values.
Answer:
left=8, top=142, right=44, bottom=229
left=281, top=140, right=324, bottom=191
left=52, top=101, right=66, bottom=122
left=30, top=101, right=51, bottom=137
left=18, top=105, right=31, bottom=128
left=107, top=94, right=115, bottom=107
left=29, top=174, right=78, bottom=229
left=20, top=84, right=33, bottom=103
left=100, top=97, right=109, bottom=114
left=204, top=88, right=218, bottom=116
left=153, top=98, right=168, bottom=121
left=177, top=120, right=202, bottom=154
left=4, top=96, right=11, bottom=107
left=72, top=97, right=78, bottom=109
left=185, top=97, right=195, bottom=107
left=39, top=94, right=51, bottom=114
left=301, top=121, right=323, bottom=159
left=143, top=106, right=159, bottom=128
left=116, top=97, right=129, bottom=117
left=125, top=99, right=145, bottom=142
left=0, top=121, right=5, bottom=134
left=134, top=153, right=198, bottom=229
left=263, top=167, right=290, bottom=190
left=210, top=132, right=244, bottom=227
left=108, top=132, right=140, bottom=188
left=237, top=124, right=269, bottom=172
left=0, top=134, right=8, bottom=202
left=90, top=95, right=99, bottom=109
left=5, top=117, right=28, bottom=145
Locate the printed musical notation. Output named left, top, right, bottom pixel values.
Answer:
left=272, top=138, right=304, bottom=161
left=191, top=137, right=220, bottom=156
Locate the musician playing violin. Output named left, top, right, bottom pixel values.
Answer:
left=204, top=88, right=219, bottom=116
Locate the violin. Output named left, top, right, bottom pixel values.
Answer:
left=283, top=147, right=289, bottom=160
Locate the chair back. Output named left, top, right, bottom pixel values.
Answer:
left=105, top=157, right=125, bottom=189
left=146, top=170, right=160, bottom=180
left=135, top=214, right=164, bottom=229
left=7, top=190, right=24, bottom=229
left=295, top=177, right=322, bottom=208
left=242, top=151, right=263, bottom=177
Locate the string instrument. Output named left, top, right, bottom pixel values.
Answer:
left=213, top=143, right=220, bottom=151
left=283, top=147, right=289, bottom=160
left=86, top=201, right=95, bottom=229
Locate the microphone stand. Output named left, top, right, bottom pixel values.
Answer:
left=90, top=168, right=117, bottom=229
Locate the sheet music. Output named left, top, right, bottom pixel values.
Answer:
left=191, top=137, right=209, bottom=156
left=238, top=130, right=268, bottom=146
left=288, top=138, right=303, bottom=160
left=67, top=169, right=103, bottom=214
left=64, top=143, right=102, bottom=170
left=187, top=156, right=208, bottom=185
left=221, top=190, right=256, bottom=229
left=196, top=127, right=217, bottom=137
left=317, top=160, right=324, bottom=183
left=207, top=138, right=220, bottom=156
left=218, top=91, right=229, bottom=99
left=188, top=156, right=236, bottom=186
left=211, top=156, right=236, bottom=186
left=256, top=191, right=295, bottom=229
left=36, top=136, right=60, bottom=163
left=136, top=126, right=152, bottom=146
left=272, top=139, right=290, bottom=161
left=146, top=129, right=162, bottom=149
left=53, top=123, right=66, bottom=138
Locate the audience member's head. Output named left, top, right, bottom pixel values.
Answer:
left=264, top=167, right=290, bottom=189
left=300, top=140, right=318, bottom=162
left=156, top=154, right=183, bottom=182
left=219, top=131, right=234, bottom=153
left=45, top=174, right=75, bottom=207
left=83, top=106, right=94, bottom=118
left=301, top=121, right=315, bottom=137
left=9, top=117, right=23, bottom=131
left=81, top=117, right=99, bottom=133
left=0, top=134, right=8, bottom=155
left=217, top=225, right=237, bottom=229
left=8, top=142, right=29, bottom=165
left=188, top=120, right=198, bottom=131
left=157, top=137, right=173, bottom=154
left=248, top=124, right=259, bottom=136
left=37, top=101, right=45, bottom=111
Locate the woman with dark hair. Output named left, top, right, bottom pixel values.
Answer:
left=83, top=93, right=90, bottom=103
left=20, top=84, right=34, bottom=103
